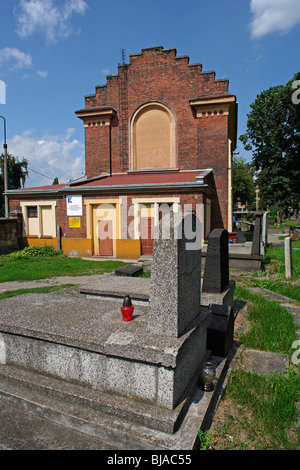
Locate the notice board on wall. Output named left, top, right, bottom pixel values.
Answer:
left=67, top=196, right=82, bottom=216
left=69, top=217, right=81, bottom=228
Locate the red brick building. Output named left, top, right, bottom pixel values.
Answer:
left=7, top=46, right=237, bottom=258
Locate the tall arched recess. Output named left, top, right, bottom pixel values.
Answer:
left=129, top=101, right=177, bottom=171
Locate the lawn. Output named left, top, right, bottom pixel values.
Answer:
left=244, top=278, right=300, bottom=303
left=207, top=238, right=300, bottom=450
left=234, top=285, right=297, bottom=356
left=265, top=239, right=300, bottom=279
left=207, top=282, right=300, bottom=450
left=0, top=246, right=127, bottom=282
left=209, top=366, right=300, bottom=450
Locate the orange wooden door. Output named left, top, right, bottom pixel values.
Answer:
left=141, top=217, right=154, bottom=255
left=98, top=220, right=113, bottom=256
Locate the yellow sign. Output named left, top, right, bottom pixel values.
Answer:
left=69, top=217, right=81, bottom=228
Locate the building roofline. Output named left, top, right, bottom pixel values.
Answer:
left=6, top=170, right=214, bottom=197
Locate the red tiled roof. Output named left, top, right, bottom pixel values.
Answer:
left=75, top=170, right=205, bottom=187
left=10, top=170, right=208, bottom=193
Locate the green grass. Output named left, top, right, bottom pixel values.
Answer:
left=244, top=278, right=300, bottom=303
left=138, top=270, right=151, bottom=278
left=234, top=285, right=297, bottom=355
left=0, top=252, right=127, bottom=283
left=209, top=279, right=300, bottom=450
left=265, top=243, right=300, bottom=279
left=0, top=284, right=77, bottom=301
left=222, top=367, right=300, bottom=450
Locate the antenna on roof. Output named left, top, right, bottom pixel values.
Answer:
left=121, top=48, right=126, bottom=65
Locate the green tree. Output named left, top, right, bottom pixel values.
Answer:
left=239, top=73, right=300, bottom=218
left=232, top=155, right=255, bottom=210
left=0, top=153, right=28, bottom=216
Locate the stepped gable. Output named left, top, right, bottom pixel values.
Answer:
left=84, top=46, right=231, bottom=109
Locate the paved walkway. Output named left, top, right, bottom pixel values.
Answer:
left=0, top=273, right=107, bottom=293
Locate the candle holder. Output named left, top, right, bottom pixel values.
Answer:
left=199, top=361, right=216, bottom=392
left=121, top=295, right=134, bottom=321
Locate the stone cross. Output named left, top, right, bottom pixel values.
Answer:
left=147, top=212, right=202, bottom=338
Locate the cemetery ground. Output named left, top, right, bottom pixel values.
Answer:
left=207, top=237, right=300, bottom=450
left=0, top=240, right=299, bottom=450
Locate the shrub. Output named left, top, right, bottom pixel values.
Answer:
left=9, top=246, right=63, bottom=259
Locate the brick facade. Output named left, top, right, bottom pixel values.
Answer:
left=7, top=46, right=237, bottom=258
left=76, top=46, right=237, bottom=229
left=0, top=212, right=22, bottom=253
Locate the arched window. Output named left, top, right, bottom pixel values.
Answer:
left=129, top=102, right=177, bottom=171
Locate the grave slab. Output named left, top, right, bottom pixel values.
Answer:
left=0, top=290, right=210, bottom=411
left=0, top=212, right=216, bottom=448
left=80, top=273, right=149, bottom=304
left=115, top=265, right=143, bottom=277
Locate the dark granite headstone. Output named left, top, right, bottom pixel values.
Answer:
left=251, top=212, right=263, bottom=256
left=206, top=304, right=234, bottom=357
left=115, top=265, right=143, bottom=277
left=202, top=229, right=229, bottom=294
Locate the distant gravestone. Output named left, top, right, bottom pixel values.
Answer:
left=202, top=229, right=229, bottom=294
left=148, top=212, right=202, bottom=338
left=251, top=212, right=263, bottom=256
left=261, top=212, right=268, bottom=256
left=285, top=237, right=293, bottom=280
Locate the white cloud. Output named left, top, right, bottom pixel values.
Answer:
left=0, top=47, right=32, bottom=69
left=8, top=128, right=85, bottom=187
left=15, top=0, right=89, bottom=43
left=102, top=68, right=110, bottom=75
left=250, top=0, right=300, bottom=38
left=37, top=70, right=48, bottom=78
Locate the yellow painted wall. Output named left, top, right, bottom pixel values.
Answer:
left=22, top=237, right=140, bottom=259
left=61, top=238, right=93, bottom=257
left=116, top=239, right=141, bottom=259
left=23, top=237, right=57, bottom=248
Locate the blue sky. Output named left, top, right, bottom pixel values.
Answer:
left=0, top=0, right=300, bottom=188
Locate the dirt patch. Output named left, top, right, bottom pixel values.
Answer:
left=205, top=301, right=254, bottom=450
left=233, top=300, right=251, bottom=341
left=207, top=393, right=277, bottom=450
